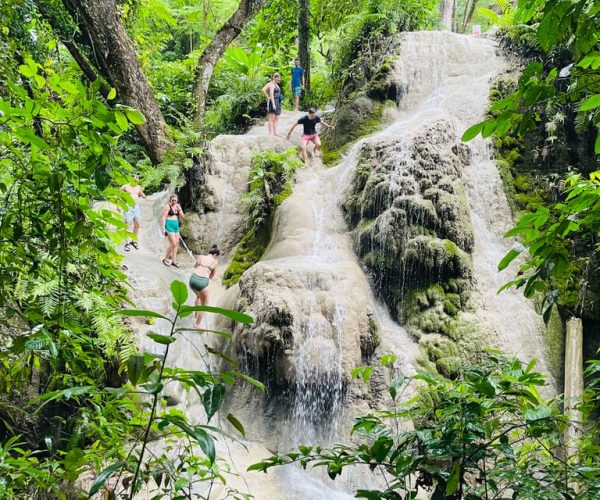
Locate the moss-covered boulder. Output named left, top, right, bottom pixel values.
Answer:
left=342, top=119, right=481, bottom=373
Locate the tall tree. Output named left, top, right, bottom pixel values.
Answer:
left=439, top=0, right=456, bottom=31
left=298, top=0, right=310, bottom=90
left=193, top=0, right=268, bottom=124
left=56, top=0, right=170, bottom=164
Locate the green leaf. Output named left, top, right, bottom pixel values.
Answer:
left=114, top=111, right=128, bottom=131
left=227, top=413, right=246, bottom=437
left=524, top=406, right=552, bottom=422
left=107, top=87, right=117, bottom=100
left=194, top=427, right=216, bottom=464
left=19, top=64, right=36, bottom=78
left=202, top=384, right=225, bottom=423
left=147, top=333, right=176, bottom=345
left=119, top=309, right=169, bottom=321
left=227, top=371, right=266, bottom=391
left=461, top=122, right=483, bottom=142
left=16, top=127, right=50, bottom=150
left=580, top=94, right=600, bottom=112
left=498, top=245, right=524, bottom=271
left=446, top=462, right=461, bottom=496
left=380, top=354, right=396, bottom=367
left=88, top=462, right=124, bottom=497
left=595, top=132, right=600, bottom=154
left=179, top=305, right=253, bottom=324
left=127, top=354, right=144, bottom=385
left=170, top=280, right=188, bottom=308
left=124, top=108, right=146, bottom=125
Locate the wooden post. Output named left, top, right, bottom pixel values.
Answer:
left=564, top=317, right=583, bottom=462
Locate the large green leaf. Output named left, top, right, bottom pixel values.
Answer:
left=127, top=354, right=144, bottom=385
left=178, top=305, right=253, bottom=324
left=202, top=384, right=225, bottom=423
left=170, top=280, right=188, bottom=308
left=88, top=462, right=125, bottom=497
left=119, top=309, right=169, bottom=321
left=147, top=333, right=176, bottom=345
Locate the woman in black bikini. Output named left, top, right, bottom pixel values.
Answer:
left=262, top=72, right=282, bottom=136
left=189, top=245, right=220, bottom=328
left=161, top=194, right=184, bottom=267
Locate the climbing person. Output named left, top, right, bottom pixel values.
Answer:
left=121, top=174, right=147, bottom=251
left=161, top=194, right=184, bottom=267
left=262, top=72, right=282, bottom=136
left=189, top=244, right=220, bottom=328
left=286, top=108, right=334, bottom=165
left=291, top=58, right=305, bottom=112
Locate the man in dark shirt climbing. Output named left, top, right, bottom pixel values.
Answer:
left=286, top=108, right=334, bottom=165
left=291, top=58, right=305, bottom=112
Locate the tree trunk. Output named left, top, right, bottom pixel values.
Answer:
left=61, top=0, right=170, bottom=164
left=462, top=0, right=479, bottom=33
left=298, top=0, right=310, bottom=91
left=193, top=0, right=267, bottom=125
left=439, top=0, right=456, bottom=31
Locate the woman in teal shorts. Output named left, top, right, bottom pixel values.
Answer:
left=189, top=245, right=220, bottom=328
left=161, top=194, right=184, bottom=267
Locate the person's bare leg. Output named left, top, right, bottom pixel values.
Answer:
left=293, top=96, right=299, bottom=112
left=313, top=136, right=322, bottom=158
left=268, top=114, right=275, bottom=136
left=300, top=141, right=309, bottom=165
left=194, top=288, right=210, bottom=328
left=172, top=234, right=180, bottom=265
left=193, top=290, right=203, bottom=327
left=273, top=115, right=280, bottom=136
left=166, top=232, right=177, bottom=261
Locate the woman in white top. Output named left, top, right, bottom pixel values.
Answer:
left=189, top=244, right=220, bottom=328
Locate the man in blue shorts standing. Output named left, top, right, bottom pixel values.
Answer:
left=291, top=58, right=305, bottom=112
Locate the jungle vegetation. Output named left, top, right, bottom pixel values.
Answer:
left=0, top=0, right=599, bottom=498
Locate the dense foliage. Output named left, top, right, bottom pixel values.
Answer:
left=464, top=0, right=600, bottom=324
left=252, top=353, right=600, bottom=499
left=2, top=0, right=599, bottom=497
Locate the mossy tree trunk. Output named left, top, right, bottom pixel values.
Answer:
left=57, top=0, right=171, bottom=164
left=298, top=0, right=310, bottom=90
left=193, top=0, right=268, bottom=125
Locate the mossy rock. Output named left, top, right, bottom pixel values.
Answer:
left=419, top=336, right=462, bottom=377
left=321, top=98, right=395, bottom=164
left=360, top=313, right=381, bottom=359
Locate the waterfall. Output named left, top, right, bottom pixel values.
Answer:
left=124, top=31, right=552, bottom=498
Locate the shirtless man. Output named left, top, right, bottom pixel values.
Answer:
left=121, top=175, right=147, bottom=251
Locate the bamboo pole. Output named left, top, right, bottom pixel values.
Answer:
left=564, top=317, right=583, bottom=462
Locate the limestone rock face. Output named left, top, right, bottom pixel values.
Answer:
left=342, top=120, right=474, bottom=321
left=230, top=257, right=380, bottom=400
left=182, top=134, right=291, bottom=256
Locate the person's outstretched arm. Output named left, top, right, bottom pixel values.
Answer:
left=286, top=122, right=298, bottom=139
left=320, top=119, right=335, bottom=129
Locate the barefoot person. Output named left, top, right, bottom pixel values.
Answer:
left=262, top=72, right=282, bottom=136
left=286, top=108, right=334, bottom=165
left=291, top=58, right=305, bottom=112
left=121, top=175, right=147, bottom=251
left=189, top=245, right=220, bottom=328
left=161, top=194, right=184, bottom=268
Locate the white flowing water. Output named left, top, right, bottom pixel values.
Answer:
left=123, top=31, right=551, bottom=499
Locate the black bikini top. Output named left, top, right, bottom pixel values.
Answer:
left=167, top=204, right=180, bottom=216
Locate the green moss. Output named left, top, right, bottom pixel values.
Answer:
left=543, top=304, right=565, bottom=382
left=222, top=148, right=301, bottom=287
left=419, top=337, right=462, bottom=377
left=322, top=99, right=395, bottom=166
left=222, top=223, right=272, bottom=287
left=360, top=313, right=381, bottom=358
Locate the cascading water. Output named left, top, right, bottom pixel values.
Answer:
left=124, top=31, right=553, bottom=498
